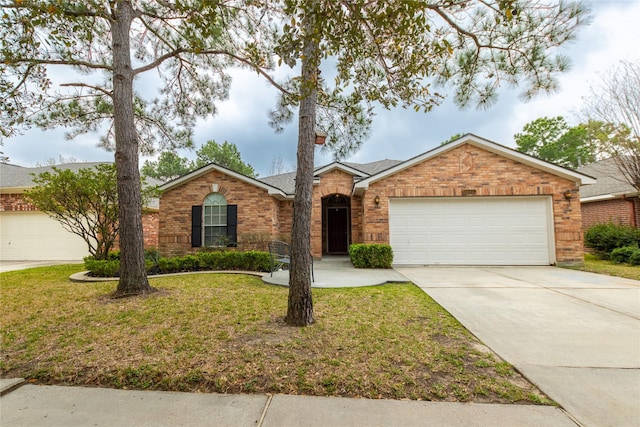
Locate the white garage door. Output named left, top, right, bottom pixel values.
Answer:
left=0, top=212, right=89, bottom=261
left=389, top=197, right=554, bottom=265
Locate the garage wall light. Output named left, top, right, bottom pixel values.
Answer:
left=563, top=190, right=573, bottom=200
left=374, top=195, right=380, bottom=207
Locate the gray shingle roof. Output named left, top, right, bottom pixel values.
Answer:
left=343, top=159, right=403, bottom=176
left=578, top=157, right=637, bottom=198
left=257, top=159, right=403, bottom=195
left=1, top=162, right=163, bottom=209
left=1, top=162, right=111, bottom=189
left=258, top=171, right=297, bottom=195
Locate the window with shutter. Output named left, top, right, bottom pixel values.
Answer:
left=203, top=193, right=227, bottom=246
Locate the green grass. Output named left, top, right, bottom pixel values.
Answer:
left=567, top=254, right=640, bottom=281
left=0, top=265, right=552, bottom=404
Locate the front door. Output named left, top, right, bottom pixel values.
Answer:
left=327, top=207, right=349, bottom=254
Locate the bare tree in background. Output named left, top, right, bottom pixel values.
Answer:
left=582, top=61, right=640, bottom=190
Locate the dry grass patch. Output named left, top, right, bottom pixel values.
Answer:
left=1, top=265, right=551, bottom=404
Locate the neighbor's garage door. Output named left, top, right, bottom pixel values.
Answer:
left=389, top=197, right=553, bottom=265
left=0, top=212, right=89, bottom=261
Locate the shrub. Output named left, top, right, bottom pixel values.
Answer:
left=610, top=246, right=638, bottom=264
left=349, top=244, right=394, bottom=269
left=241, top=251, right=272, bottom=272
left=629, top=250, right=640, bottom=266
left=85, top=250, right=272, bottom=276
left=158, top=257, right=180, bottom=274
left=145, top=247, right=160, bottom=263
left=178, top=255, right=200, bottom=271
left=584, top=223, right=640, bottom=259
left=84, top=257, right=120, bottom=277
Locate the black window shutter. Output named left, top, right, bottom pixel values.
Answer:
left=227, top=204, right=237, bottom=246
left=191, top=206, right=202, bottom=247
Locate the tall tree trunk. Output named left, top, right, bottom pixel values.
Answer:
left=285, top=10, right=319, bottom=326
left=111, top=1, right=153, bottom=298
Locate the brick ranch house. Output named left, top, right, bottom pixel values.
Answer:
left=578, top=157, right=639, bottom=230
left=0, top=162, right=160, bottom=261
left=158, top=134, right=596, bottom=266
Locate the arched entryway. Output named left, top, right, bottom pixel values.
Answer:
left=322, top=193, right=351, bottom=254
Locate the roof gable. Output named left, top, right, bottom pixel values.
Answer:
left=158, top=162, right=288, bottom=199
left=353, top=134, right=596, bottom=195
left=314, top=162, right=370, bottom=178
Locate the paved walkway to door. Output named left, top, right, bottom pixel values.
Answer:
left=397, top=266, right=640, bottom=427
left=263, top=256, right=408, bottom=288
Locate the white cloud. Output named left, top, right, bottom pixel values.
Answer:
left=4, top=1, right=639, bottom=175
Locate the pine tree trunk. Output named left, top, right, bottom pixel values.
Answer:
left=285, top=10, right=319, bottom=326
left=111, top=1, right=153, bottom=298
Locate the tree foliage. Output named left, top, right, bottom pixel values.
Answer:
left=23, top=164, right=120, bottom=260
left=1, top=1, right=277, bottom=297
left=441, top=133, right=466, bottom=146
left=141, top=140, right=258, bottom=181
left=514, top=116, right=600, bottom=168
left=268, top=0, right=589, bottom=325
left=581, top=61, right=640, bottom=190
left=141, top=151, right=192, bottom=182
left=195, top=140, right=257, bottom=177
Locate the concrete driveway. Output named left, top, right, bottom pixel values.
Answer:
left=397, top=266, right=640, bottom=427
left=0, top=261, right=79, bottom=273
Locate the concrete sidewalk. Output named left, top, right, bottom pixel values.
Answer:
left=0, top=380, right=577, bottom=427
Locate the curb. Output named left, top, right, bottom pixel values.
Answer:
left=0, top=378, right=25, bottom=396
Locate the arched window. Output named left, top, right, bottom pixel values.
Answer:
left=203, top=193, right=227, bottom=246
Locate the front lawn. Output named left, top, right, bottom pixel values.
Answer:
left=0, top=265, right=550, bottom=404
left=569, top=254, right=640, bottom=281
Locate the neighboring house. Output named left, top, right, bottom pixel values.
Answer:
left=158, top=134, right=595, bottom=266
left=578, top=157, right=639, bottom=229
left=0, top=162, right=161, bottom=261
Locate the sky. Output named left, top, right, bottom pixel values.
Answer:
left=3, top=0, right=640, bottom=178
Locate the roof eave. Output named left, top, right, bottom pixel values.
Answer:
left=314, top=162, right=370, bottom=178
left=581, top=190, right=639, bottom=203
left=158, top=163, right=287, bottom=199
left=353, top=134, right=597, bottom=190
left=0, top=187, right=27, bottom=194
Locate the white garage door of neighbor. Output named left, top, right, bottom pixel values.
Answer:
left=389, top=197, right=554, bottom=265
left=0, top=212, right=89, bottom=261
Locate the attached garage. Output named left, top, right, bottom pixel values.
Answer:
left=389, top=196, right=554, bottom=265
left=0, top=212, right=89, bottom=261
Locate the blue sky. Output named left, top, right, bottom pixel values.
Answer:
left=4, top=0, right=640, bottom=177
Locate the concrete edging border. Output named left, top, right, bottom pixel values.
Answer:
left=70, top=270, right=266, bottom=283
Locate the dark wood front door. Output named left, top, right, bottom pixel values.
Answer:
left=328, top=207, right=349, bottom=253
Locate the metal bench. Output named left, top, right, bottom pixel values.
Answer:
left=268, top=240, right=314, bottom=281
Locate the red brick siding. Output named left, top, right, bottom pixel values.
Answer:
left=142, top=211, right=159, bottom=248
left=0, top=193, right=38, bottom=211
left=361, top=144, right=584, bottom=265
left=311, top=169, right=356, bottom=257
left=158, top=170, right=275, bottom=256
left=277, top=201, right=293, bottom=240
left=581, top=197, right=638, bottom=229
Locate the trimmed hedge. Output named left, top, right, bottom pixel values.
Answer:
left=84, top=250, right=272, bottom=277
left=349, top=244, right=393, bottom=269
left=584, top=223, right=640, bottom=259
